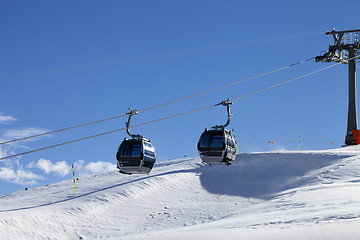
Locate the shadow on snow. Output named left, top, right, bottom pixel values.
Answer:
left=198, top=152, right=351, bottom=199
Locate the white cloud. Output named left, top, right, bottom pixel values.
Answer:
left=73, top=159, right=116, bottom=176
left=36, top=158, right=70, bottom=176
left=0, top=167, right=43, bottom=186
left=0, top=145, right=18, bottom=162
left=1, top=127, right=49, bottom=142
left=26, top=161, right=35, bottom=168
left=85, top=161, right=117, bottom=173
left=0, top=127, right=50, bottom=164
left=73, top=159, right=85, bottom=173
left=0, top=147, right=9, bottom=159
left=0, top=158, right=117, bottom=188
left=0, top=114, right=17, bottom=124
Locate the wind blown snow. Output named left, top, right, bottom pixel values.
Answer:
left=1, top=147, right=360, bottom=239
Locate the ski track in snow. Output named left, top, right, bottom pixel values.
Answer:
left=1, top=147, right=360, bottom=239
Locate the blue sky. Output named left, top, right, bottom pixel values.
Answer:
left=1, top=0, right=359, bottom=195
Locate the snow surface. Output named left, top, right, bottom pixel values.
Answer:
left=1, top=147, right=360, bottom=239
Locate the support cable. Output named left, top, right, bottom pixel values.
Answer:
left=0, top=57, right=315, bottom=146
left=0, top=114, right=127, bottom=145
left=139, top=57, right=315, bottom=113
left=0, top=29, right=324, bottom=81
left=231, top=61, right=339, bottom=102
left=0, top=60, right=343, bottom=161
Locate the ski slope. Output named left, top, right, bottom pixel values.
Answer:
left=1, top=147, right=360, bottom=239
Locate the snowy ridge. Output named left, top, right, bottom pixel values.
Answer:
left=1, top=147, right=360, bottom=239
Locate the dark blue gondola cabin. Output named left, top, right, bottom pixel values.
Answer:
left=116, top=138, right=156, bottom=174
left=197, top=128, right=236, bottom=165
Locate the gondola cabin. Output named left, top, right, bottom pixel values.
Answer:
left=116, top=138, right=156, bottom=174
left=197, top=128, right=236, bottom=165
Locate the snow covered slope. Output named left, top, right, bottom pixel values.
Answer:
left=1, top=147, right=360, bottom=239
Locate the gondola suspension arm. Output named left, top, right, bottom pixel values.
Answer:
left=125, top=108, right=143, bottom=139
left=213, top=98, right=233, bottom=129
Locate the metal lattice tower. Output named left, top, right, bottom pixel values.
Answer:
left=316, top=28, right=360, bottom=145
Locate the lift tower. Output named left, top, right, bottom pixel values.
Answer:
left=316, top=28, right=360, bottom=145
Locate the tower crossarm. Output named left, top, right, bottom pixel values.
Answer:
left=316, top=29, right=360, bottom=64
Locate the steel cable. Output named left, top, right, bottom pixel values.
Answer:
left=0, top=60, right=342, bottom=161
left=0, top=29, right=324, bottom=81
left=0, top=57, right=315, bottom=146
